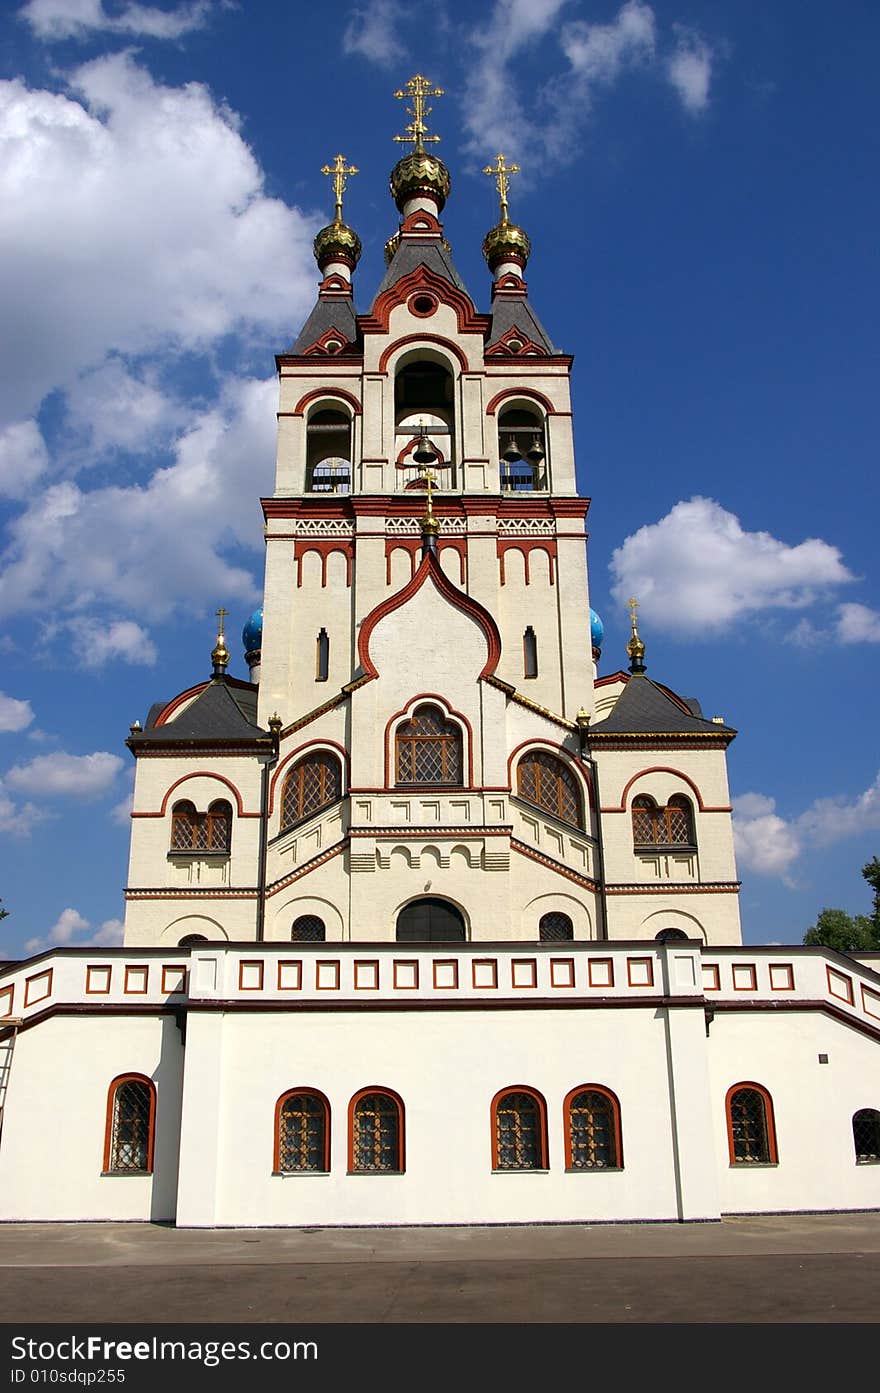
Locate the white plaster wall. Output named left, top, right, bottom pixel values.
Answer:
left=188, top=1006, right=684, bottom=1228
left=709, top=1013, right=880, bottom=1213
left=0, top=1015, right=182, bottom=1221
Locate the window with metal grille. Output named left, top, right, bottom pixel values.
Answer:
left=350, top=1091, right=404, bottom=1173
left=281, top=753, right=342, bottom=830
left=539, top=912, right=573, bottom=942
left=395, top=705, right=462, bottom=785
left=631, top=795, right=695, bottom=849
left=516, top=751, right=581, bottom=828
left=566, top=1087, right=622, bottom=1170
left=275, top=1091, right=329, bottom=1172
left=170, top=799, right=231, bottom=854
left=492, top=1089, right=547, bottom=1170
left=104, top=1075, right=155, bottom=1174
left=726, top=1084, right=777, bottom=1164
left=853, top=1108, right=880, bottom=1163
left=291, top=915, right=326, bottom=942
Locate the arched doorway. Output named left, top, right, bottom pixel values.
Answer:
left=395, top=897, right=466, bottom=943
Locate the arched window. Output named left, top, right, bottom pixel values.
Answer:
left=498, top=406, right=545, bottom=492
left=655, top=928, right=689, bottom=943
left=491, top=1088, right=548, bottom=1171
left=632, top=794, right=695, bottom=849
left=349, top=1089, right=404, bottom=1173
left=170, top=799, right=231, bottom=854
left=103, top=1074, right=156, bottom=1175
left=539, top=912, right=573, bottom=942
left=396, top=897, right=466, bottom=943
left=516, top=751, right=582, bottom=828
left=274, top=1090, right=329, bottom=1173
left=726, top=1083, right=778, bottom=1165
left=853, top=1108, right=880, bottom=1163
left=291, top=915, right=326, bottom=942
left=281, top=752, right=342, bottom=831
left=564, top=1086, right=623, bottom=1170
left=178, top=933, right=209, bottom=946
left=394, top=357, right=455, bottom=488
left=306, top=407, right=352, bottom=493
left=395, top=705, right=462, bottom=786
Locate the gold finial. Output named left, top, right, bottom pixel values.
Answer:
left=320, top=153, right=359, bottom=224
left=626, top=596, right=646, bottom=673
left=483, top=153, right=521, bottom=225
left=393, top=74, right=444, bottom=153
left=421, top=466, right=440, bottom=538
left=211, top=606, right=230, bottom=676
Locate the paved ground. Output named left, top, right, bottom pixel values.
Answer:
left=0, top=1212, right=878, bottom=1323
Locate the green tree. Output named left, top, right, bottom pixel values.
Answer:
left=803, top=858, right=880, bottom=952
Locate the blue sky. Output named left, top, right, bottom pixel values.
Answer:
left=0, top=0, right=878, bottom=956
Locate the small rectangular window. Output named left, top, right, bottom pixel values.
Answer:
left=316, top=628, right=329, bottom=681
left=523, top=626, right=538, bottom=679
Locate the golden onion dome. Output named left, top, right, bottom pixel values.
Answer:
left=482, top=219, right=531, bottom=273
left=313, top=219, right=362, bottom=271
left=390, top=150, right=451, bottom=214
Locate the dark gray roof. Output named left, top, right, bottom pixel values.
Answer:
left=287, top=297, right=358, bottom=355
left=374, top=239, right=470, bottom=297
left=487, top=295, right=557, bottom=354
left=590, top=676, right=735, bottom=737
left=135, top=678, right=266, bottom=744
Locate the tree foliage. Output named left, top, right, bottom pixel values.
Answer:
left=803, top=858, right=880, bottom=953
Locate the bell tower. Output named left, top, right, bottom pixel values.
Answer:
left=123, top=74, right=741, bottom=951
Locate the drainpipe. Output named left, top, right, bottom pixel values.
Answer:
left=576, top=710, right=609, bottom=942
left=256, top=714, right=282, bottom=942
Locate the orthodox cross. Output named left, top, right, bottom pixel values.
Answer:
left=627, top=597, right=640, bottom=633
left=483, top=153, right=521, bottom=225
left=215, top=606, right=228, bottom=638
left=393, top=74, right=444, bottom=152
left=320, top=154, right=359, bottom=224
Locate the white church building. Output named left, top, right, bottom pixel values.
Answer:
left=1, top=78, right=878, bottom=1228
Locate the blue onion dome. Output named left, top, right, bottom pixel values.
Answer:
left=590, top=608, right=604, bottom=651
left=242, top=606, right=263, bottom=658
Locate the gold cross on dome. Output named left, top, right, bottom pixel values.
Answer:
left=627, top=597, right=640, bottom=632
left=215, top=605, right=228, bottom=637
left=393, top=74, right=444, bottom=151
left=320, top=154, right=359, bottom=223
left=483, top=153, right=521, bottom=225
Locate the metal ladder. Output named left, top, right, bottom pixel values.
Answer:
left=0, top=1020, right=22, bottom=1144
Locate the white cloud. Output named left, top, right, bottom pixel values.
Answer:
left=62, top=360, right=186, bottom=461
left=53, top=618, right=158, bottom=668
left=0, top=55, right=319, bottom=430
left=610, top=497, right=855, bottom=634
left=19, top=0, right=212, bottom=41
left=5, top=749, right=124, bottom=798
left=0, top=421, right=49, bottom=499
left=797, top=770, right=880, bottom=845
left=459, top=1, right=710, bottom=166
left=343, top=0, right=405, bottom=66
left=0, top=692, right=35, bottom=733
left=733, top=792, right=801, bottom=881
left=666, top=26, right=712, bottom=112
left=0, top=373, right=274, bottom=622
left=0, top=782, right=47, bottom=837
left=733, top=771, right=880, bottom=883
left=562, top=0, right=656, bottom=82
left=24, top=906, right=124, bottom=954
left=835, top=603, right=880, bottom=644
